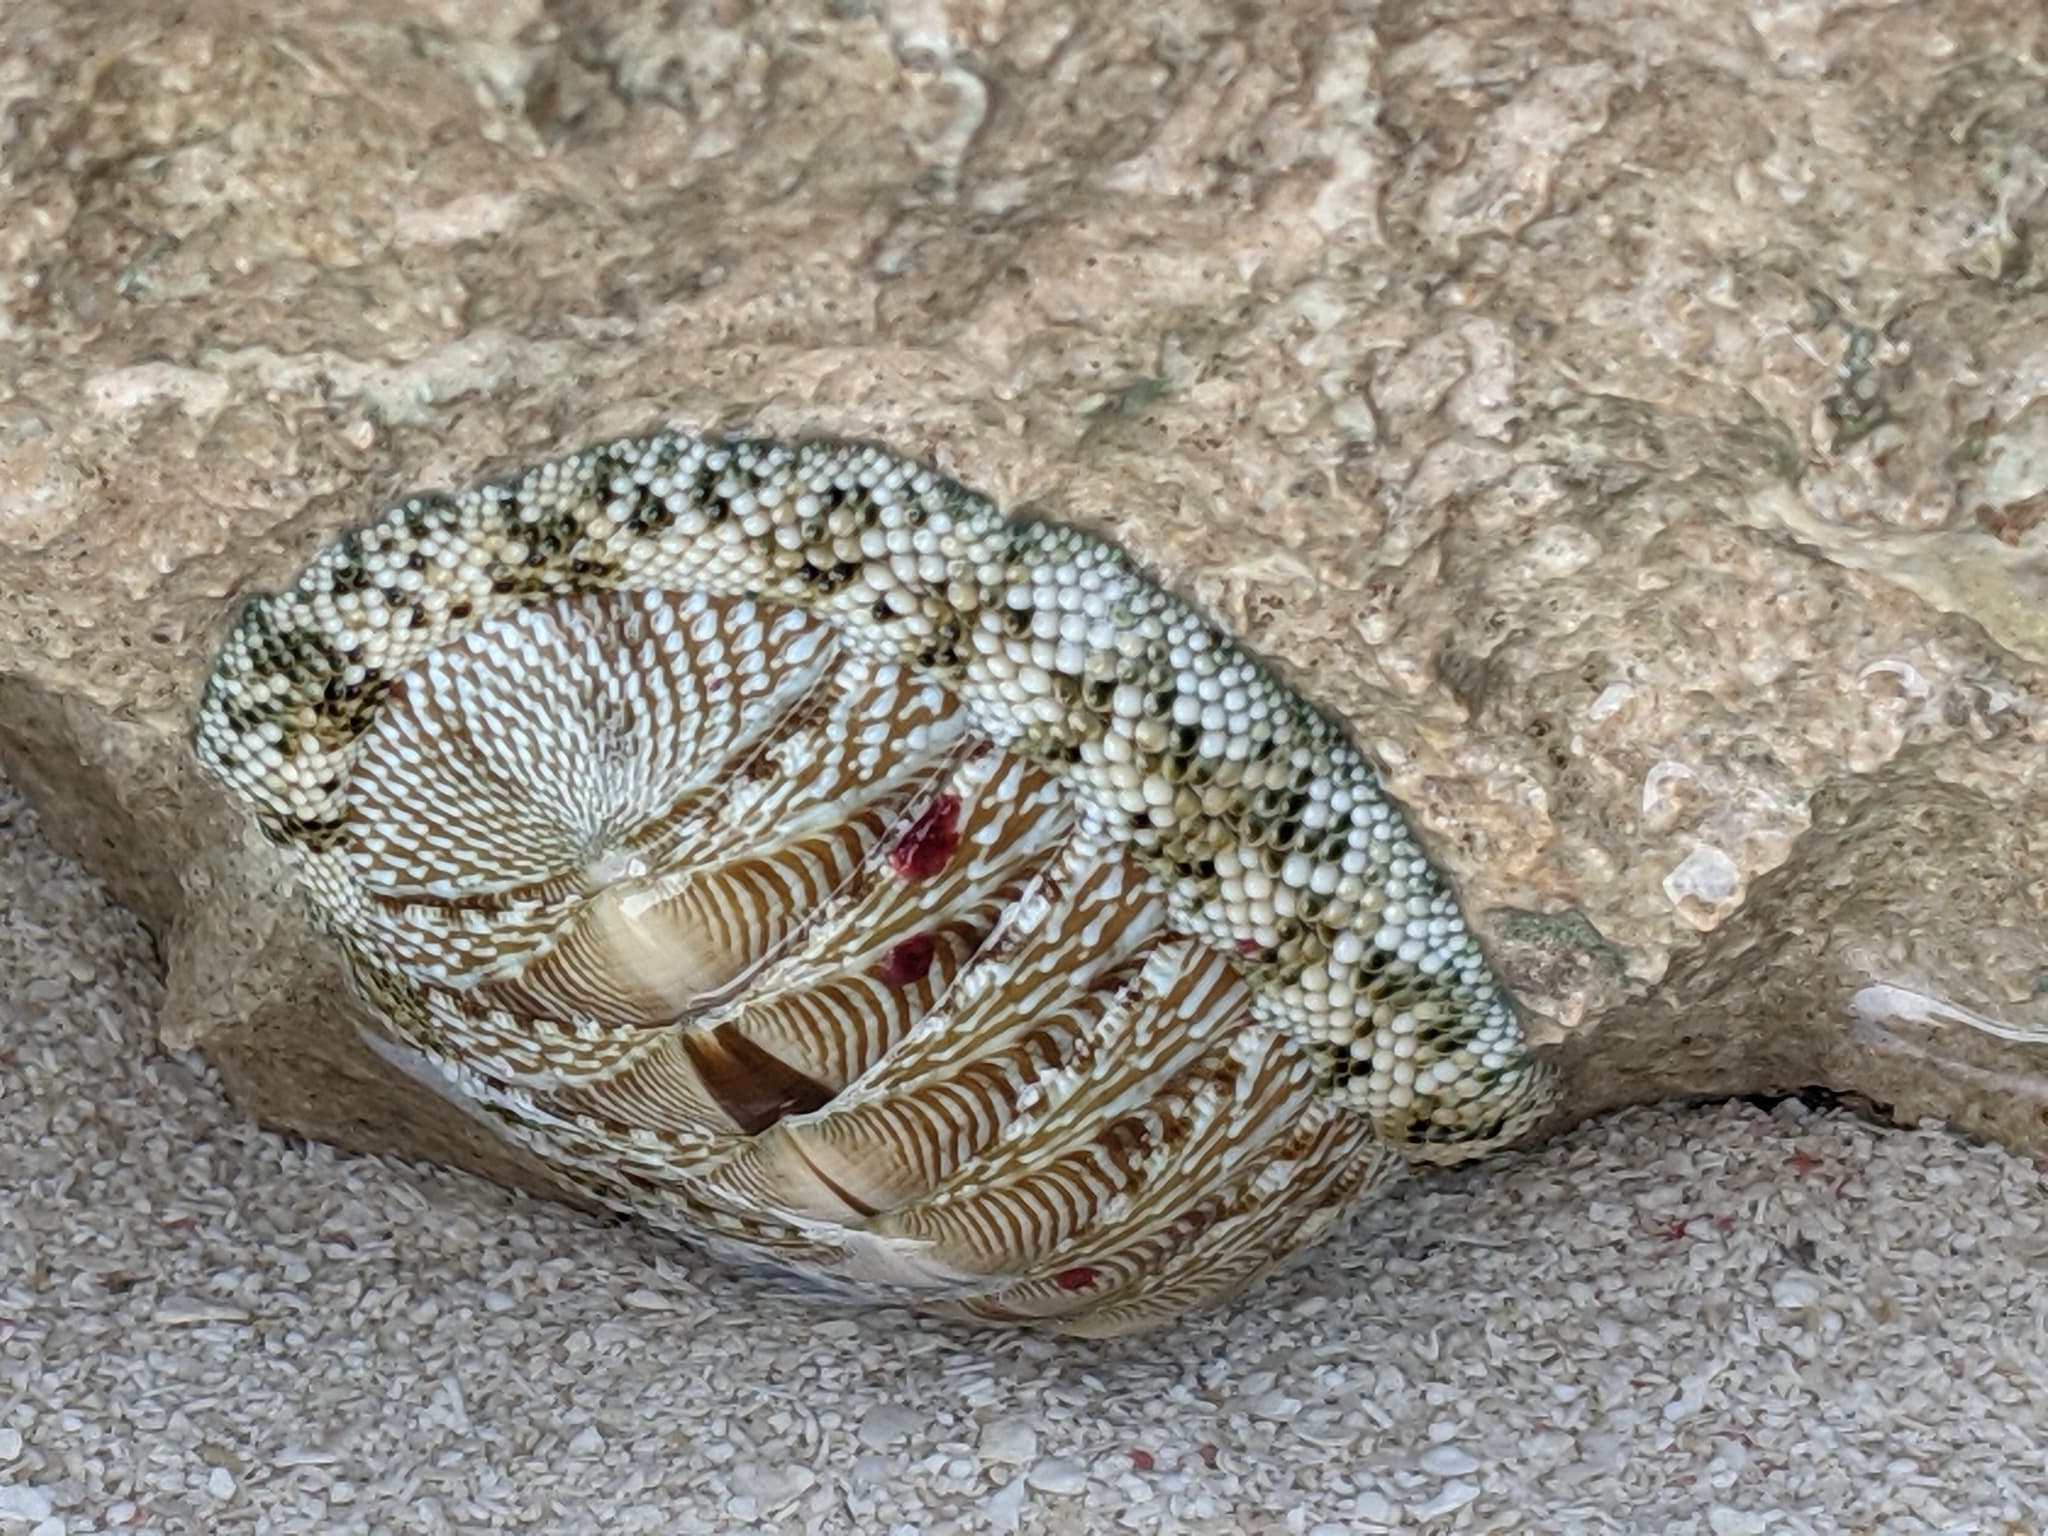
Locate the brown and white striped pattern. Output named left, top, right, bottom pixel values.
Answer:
left=192, top=431, right=1561, bottom=1333
left=325, top=585, right=1383, bottom=1329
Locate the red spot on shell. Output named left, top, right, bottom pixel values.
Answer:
left=1234, top=937, right=1263, bottom=957
left=873, top=933, right=937, bottom=986
left=1129, top=1448, right=1156, bottom=1472
left=889, top=792, right=962, bottom=880
left=1052, top=1265, right=1097, bottom=1291
left=1195, top=1443, right=1220, bottom=1468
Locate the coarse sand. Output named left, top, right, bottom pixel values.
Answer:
left=2, top=772, right=2043, bottom=1536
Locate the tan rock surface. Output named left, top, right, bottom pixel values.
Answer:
left=2, top=0, right=2045, bottom=1195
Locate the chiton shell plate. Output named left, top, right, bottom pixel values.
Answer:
left=193, top=431, right=1559, bottom=1334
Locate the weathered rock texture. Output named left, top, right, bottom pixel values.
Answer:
left=2, top=0, right=2045, bottom=1195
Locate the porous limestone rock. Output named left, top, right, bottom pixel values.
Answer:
left=2, top=0, right=2044, bottom=1208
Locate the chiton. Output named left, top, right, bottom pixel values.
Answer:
left=193, top=430, right=1560, bottom=1335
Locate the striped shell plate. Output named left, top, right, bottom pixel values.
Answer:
left=193, top=431, right=1560, bottom=1335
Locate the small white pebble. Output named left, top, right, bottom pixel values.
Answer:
left=1411, top=1480, right=1479, bottom=1520
left=977, top=1417, right=1039, bottom=1465
left=0, top=1487, right=52, bottom=1521
left=1025, top=1457, right=1088, bottom=1495
left=1352, top=1490, right=1398, bottom=1525
left=207, top=1465, right=236, bottom=1499
left=1419, top=1445, right=1481, bottom=1477
left=857, top=1403, right=922, bottom=1450
left=981, top=1476, right=1029, bottom=1533
left=1249, top=1389, right=1302, bottom=1419
left=1770, top=1275, right=1820, bottom=1310
left=1707, top=1508, right=1772, bottom=1536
